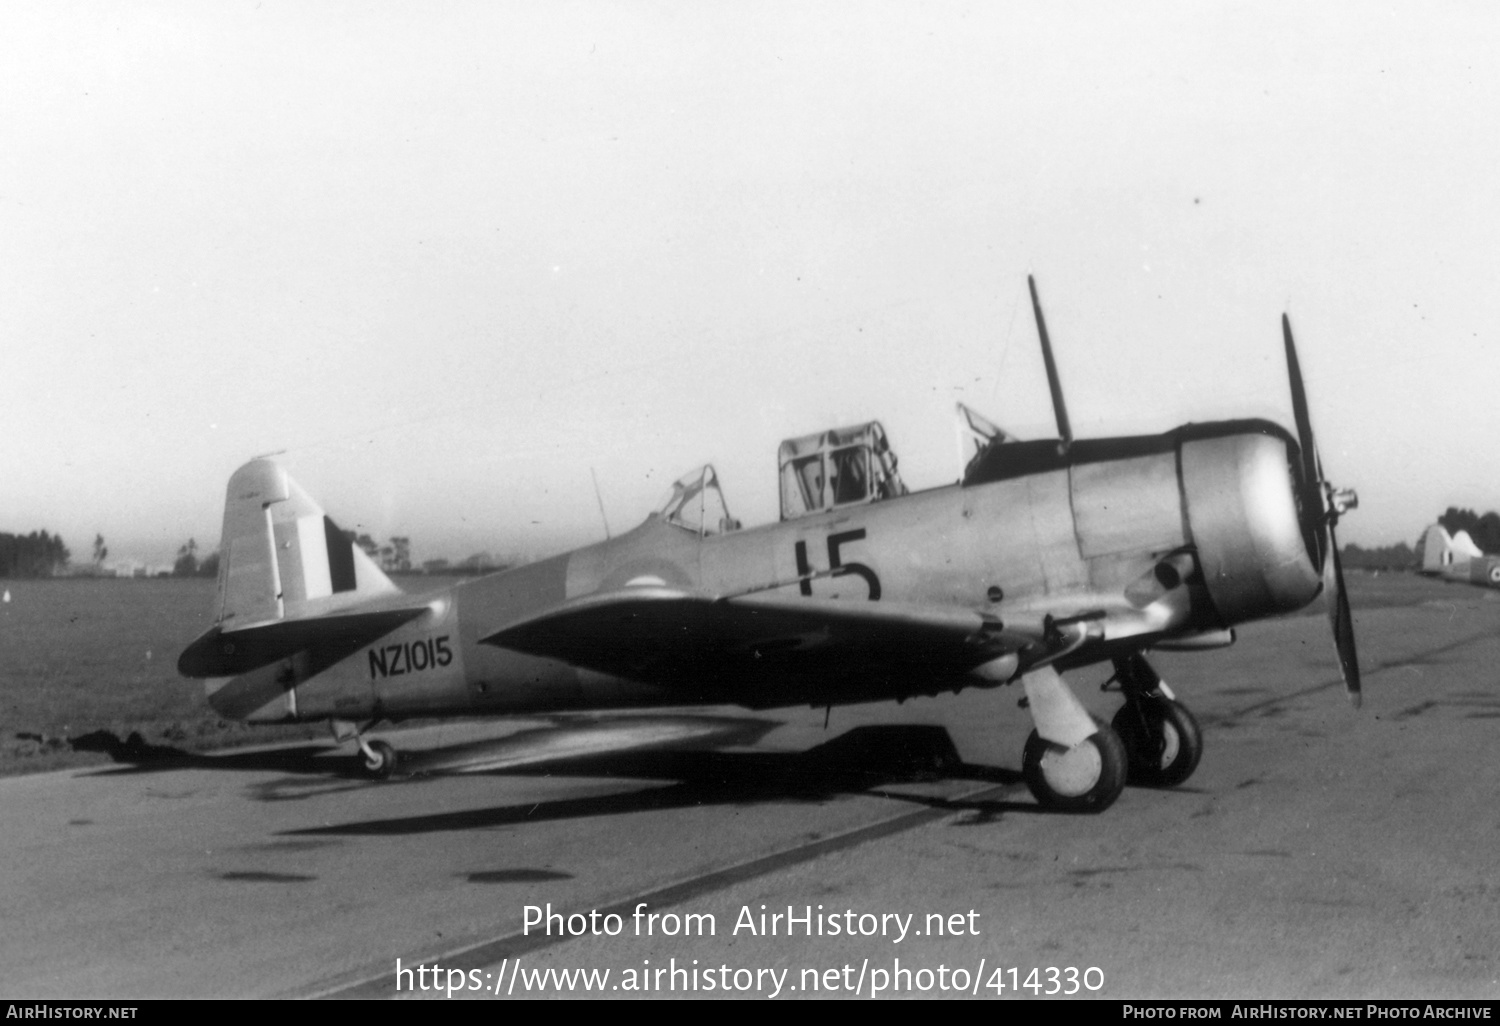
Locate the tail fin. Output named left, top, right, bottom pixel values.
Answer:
left=215, top=459, right=399, bottom=630
left=1421, top=523, right=1482, bottom=574
left=1421, top=524, right=1452, bottom=573
left=1451, top=529, right=1484, bottom=559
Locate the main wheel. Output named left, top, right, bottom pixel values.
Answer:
left=1021, top=721, right=1127, bottom=813
left=1111, top=696, right=1202, bottom=787
left=363, top=739, right=399, bottom=779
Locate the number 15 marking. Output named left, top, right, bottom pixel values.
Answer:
left=795, top=528, right=881, bottom=600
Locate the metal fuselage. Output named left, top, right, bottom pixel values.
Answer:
left=1425, top=558, right=1500, bottom=588
left=205, top=419, right=1324, bottom=725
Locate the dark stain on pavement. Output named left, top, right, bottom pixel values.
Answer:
left=465, top=869, right=574, bottom=884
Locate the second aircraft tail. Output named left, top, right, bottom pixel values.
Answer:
left=1420, top=523, right=1485, bottom=575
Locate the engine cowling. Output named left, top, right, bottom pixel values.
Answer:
left=1179, top=429, right=1322, bottom=625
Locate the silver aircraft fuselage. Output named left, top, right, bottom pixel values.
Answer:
left=198, top=419, right=1322, bottom=725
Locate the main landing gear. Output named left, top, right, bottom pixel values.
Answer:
left=1018, top=665, right=1127, bottom=813
left=1016, top=652, right=1203, bottom=812
left=1107, top=652, right=1203, bottom=788
left=329, top=719, right=400, bottom=779
left=1020, top=716, right=1127, bottom=813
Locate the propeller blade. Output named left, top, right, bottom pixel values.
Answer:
left=1285, top=313, right=1361, bottom=705
left=1283, top=315, right=1326, bottom=565
left=1028, top=276, right=1073, bottom=449
left=1325, top=520, right=1362, bottom=706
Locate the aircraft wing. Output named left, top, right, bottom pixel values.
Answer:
left=480, top=586, right=1032, bottom=689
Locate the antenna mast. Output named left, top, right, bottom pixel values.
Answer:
left=590, top=468, right=611, bottom=541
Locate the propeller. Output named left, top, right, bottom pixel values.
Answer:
left=1028, top=276, right=1074, bottom=451
left=1283, top=314, right=1362, bottom=706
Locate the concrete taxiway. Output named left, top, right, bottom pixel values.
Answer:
left=2, top=574, right=1498, bottom=999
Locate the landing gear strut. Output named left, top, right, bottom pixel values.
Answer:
left=1108, top=653, right=1203, bottom=788
left=329, top=719, right=400, bottom=779
left=361, top=739, right=399, bottom=778
left=1018, top=665, right=1127, bottom=813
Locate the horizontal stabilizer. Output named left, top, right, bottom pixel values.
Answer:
left=178, top=607, right=427, bottom=678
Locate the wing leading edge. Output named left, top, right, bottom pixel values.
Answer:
left=481, top=586, right=1043, bottom=691
left=481, top=582, right=1207, bottom=701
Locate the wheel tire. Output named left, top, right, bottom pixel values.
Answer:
left=1112, top=697, right=1202, bottom=788
left=363, top=739, right=399, bottom=779
left=1021, top=719, right=1127, bottom=813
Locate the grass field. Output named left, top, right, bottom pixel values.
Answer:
left=0, top=577, right=275, bottom=773
left=0, top=568, right=1465, bottom=776
left=0, top=576, right=453, bottom=775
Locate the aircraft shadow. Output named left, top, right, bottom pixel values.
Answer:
left=68, top=715, right=780, bottom=779
left=69, top=730, right=353, bottom=777
left=286, top=725, right=1027, bottom=837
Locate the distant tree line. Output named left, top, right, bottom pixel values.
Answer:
left=1340, top=541, right=1416, bottom=570
left=344, top=530, right=412, bottom=573
left=0, top=531, right=70, bottom=578
left=172, top=538, right=219, bottom=578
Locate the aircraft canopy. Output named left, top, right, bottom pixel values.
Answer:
left=654, top=465, right=741, bottom=536
left=778, top=421, right=907, bottom=521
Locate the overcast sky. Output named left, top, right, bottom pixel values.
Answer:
left=4, top=2, right=1497, bottom=566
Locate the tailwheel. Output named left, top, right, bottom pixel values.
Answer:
left=1021, top=720, right=1127, bottom=813
left=1112, top=696, right=1202, bottom=788
left=361, top=739, right=400, bottom=779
